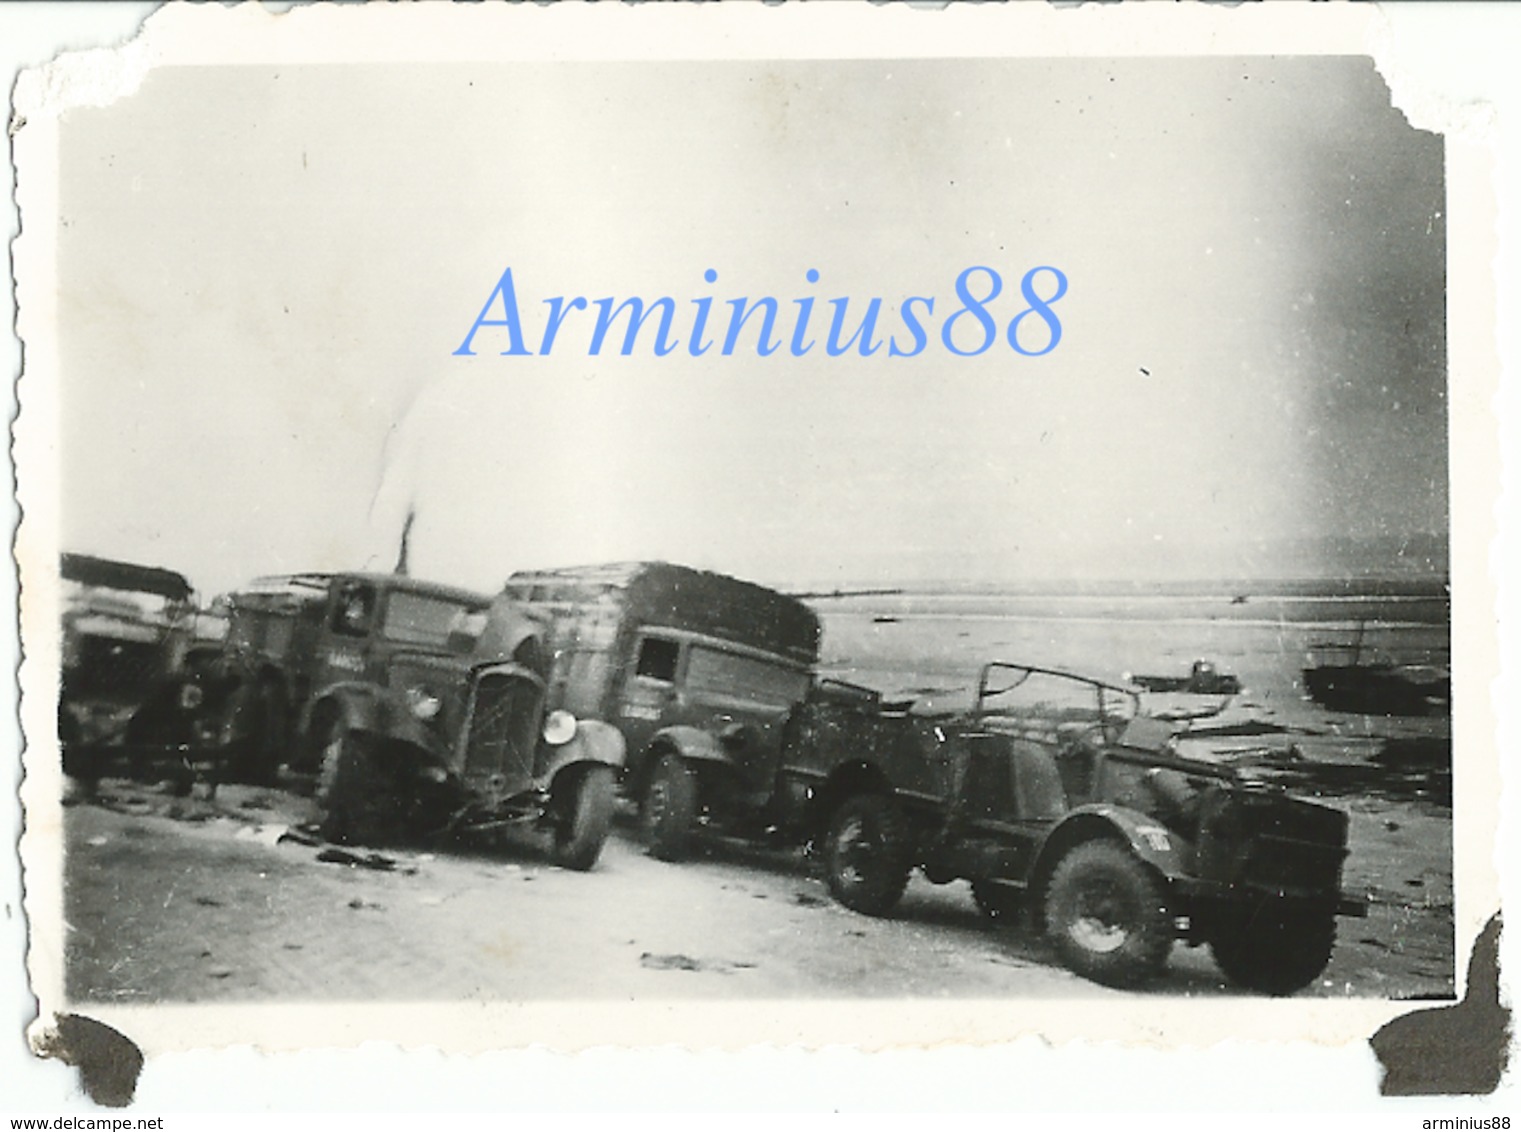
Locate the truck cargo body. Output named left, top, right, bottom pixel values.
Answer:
left=503, top=562, right=820, bottom=791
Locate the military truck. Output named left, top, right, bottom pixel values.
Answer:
left=786, top=662, right=1367, bottom=994
left=59, top=553, right=199, bottom=784
left=137, top=572, right=625, bottom=868
left=501, top=561, right=820, bottom=859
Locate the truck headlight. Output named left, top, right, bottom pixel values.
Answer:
left=406, top=686, right=442, bottom=722
left=542, top=709, right=577, bottom=746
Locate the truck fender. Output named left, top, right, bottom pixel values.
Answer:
left=645, top=725, right=730, bottom=767
left=475, top=601, right=548, bottom=677
left=540, top=718, right=627, bottom=786
left=302, top=682, right=438, bottom=758
left=301, top=683, right=380, bottom=738
left=1030, top=805, right=1194, bottom=905
left=631, top=724, right=738, bottom=795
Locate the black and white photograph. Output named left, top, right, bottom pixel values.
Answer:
left=6, top=0, right=1512, bottom=1113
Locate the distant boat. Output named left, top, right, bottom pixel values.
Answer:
left=1302, top=621, right=1450, bottom=717
left=1301, top=663, right=1449, bottom=717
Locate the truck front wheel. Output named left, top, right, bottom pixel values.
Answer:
left=641, top=754, right=697, bottom=862
left=227, top=679, right=286, bottom=785
left=1209, top=908, right=1336, bottom=995
left=1044, top=841, right=1173, bottom=987
left=316, top=724, right=401, bottom=846
left=824, top=794, right=911, bottom=917
left=551, top=764, right=616, bottom=871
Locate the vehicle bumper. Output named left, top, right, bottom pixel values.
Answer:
left=1170, top=876, right=1369, bottom=919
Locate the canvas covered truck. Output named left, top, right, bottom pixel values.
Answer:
left=60, top=552, right=201, bottom=785
left=124, top=572, right=625, bottom=869
left=784, top=662, right=1367, bottom=994
left=501, top=561, right=821, bottom=859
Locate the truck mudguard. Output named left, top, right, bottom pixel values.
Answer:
left=472, top=600, right=548, bottom=678
left=539, top=718, right=627, bottom=785
left=1034, top=804, right=1196, bottom=887
left=300, top=681, right=379, bottom=736
left=302, top=681, right=444, bottom=761
left=645, top=724, right=731, bottom=768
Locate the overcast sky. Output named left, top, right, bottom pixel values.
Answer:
left=55, top=55, right=1445, bottom=597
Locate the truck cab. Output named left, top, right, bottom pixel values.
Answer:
left=59, top=552, right=198, bottom=783
left=140, top=571, right=626, bottom=868
left=503, top=562, right=819, bottom=857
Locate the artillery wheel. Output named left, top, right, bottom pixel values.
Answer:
left=824, top=793, right=911, bottom=917
left=1210, top=908, right=1337, bottom=996
left=551, top=764, right=617, bottom=872
left=1045, top=841, right=1172, bottom=987
left=641, top=754, right=697, bottom=862
left=316, top=722, right=401, bottom=846
left=971, top=879, right=1023, bottom=925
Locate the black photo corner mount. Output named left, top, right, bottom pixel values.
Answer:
left=1373, top=913, right=1509, bottom=1096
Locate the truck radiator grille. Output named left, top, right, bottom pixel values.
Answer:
left=1239, top=837, right=1346, bottom=893
left=1194, top=788, right=1350, bottom=895
left=464, top=672, right=540, bottom=782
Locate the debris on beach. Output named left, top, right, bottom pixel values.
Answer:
left=316, top=847, right=401, bottom=872
left=1215, top=736, right=1452, bottom=805
left=1129, top=658, right=1242, bottom=695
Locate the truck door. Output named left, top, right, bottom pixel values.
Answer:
left=315, top=578, right=379, bottom=688
left=681, top=643, right=811, bottom=794
left=615, top=632, right=682, bottom=776
left=960, top=736, right=1069, bottom=880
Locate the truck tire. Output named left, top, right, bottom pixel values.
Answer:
left=824, top=794, right=911, bottom=917
left=58, top=708, right=98, bottom=793
left=227, top=679, right=285, bottom=786
left=971, top=879, right=1023, bottom=925
left=641, top=754, right=697, bottom=861
left=551, top=764, right=616, bottom=872
left=1044, top=841, right=1172, bottom=987
left=1209, top=909, right=1337, bottom=995
left=316, top=725, right=401, bottom=846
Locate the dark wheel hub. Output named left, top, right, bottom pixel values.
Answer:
left=1065, top=882, right=1139, bottom=954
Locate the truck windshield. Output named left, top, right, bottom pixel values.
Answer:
left=382, top=591, right=489, bottom=648
left=686, top=645, right=811, bottom=706
left=63, top=580, right=184, bottom=627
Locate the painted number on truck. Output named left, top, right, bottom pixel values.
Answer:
left=326, top=649, right=365, bottom=674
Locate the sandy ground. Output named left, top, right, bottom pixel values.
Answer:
left=61, top=776, right=1452, bottom=1004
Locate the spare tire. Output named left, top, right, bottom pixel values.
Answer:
left=1210, top=907, right=1336, bottom=996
